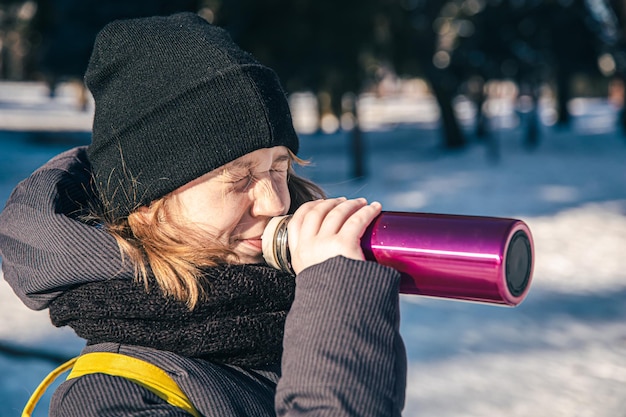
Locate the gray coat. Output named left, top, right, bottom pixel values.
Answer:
left=0, top=147, right=407, bottom=417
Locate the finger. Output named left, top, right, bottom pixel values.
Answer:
left=336, top=200, right=382, bottom=239
left=296, top=197, right=349, bottom=239
left=288, top=197, right=346, bottom=249
left=290, top=198, right=345, bottom=224
left=316, top=198, right=369, bottom=236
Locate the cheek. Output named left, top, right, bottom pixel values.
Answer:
left=278, top=181, right=291, bottom=212
left=174, top=191, right=242, bottom=231
left=193, top=197, right=248, bottom=228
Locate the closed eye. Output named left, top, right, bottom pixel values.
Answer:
left=223, top=154, right=290, bottom=190
left=222, top=171, right=254, bottom=191
left=271, top=156, right=290, bottom=174
left=238, top=174, right=255, bottom=190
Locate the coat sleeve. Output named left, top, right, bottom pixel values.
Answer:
left=0, top=146, right=134, bottom=310
left=275, top=256, right=407, bottom=417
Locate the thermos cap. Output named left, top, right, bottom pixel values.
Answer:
left=505, top=230, right=533, bottom=297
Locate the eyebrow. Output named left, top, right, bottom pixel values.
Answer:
left=230, top=159, right=255, bottom=170
left=229, top=152, right=291, bottom=170
left=272, top=154, right=291, bottom=165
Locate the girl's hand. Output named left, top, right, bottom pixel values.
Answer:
left=287, top=197, right=382, bottom=274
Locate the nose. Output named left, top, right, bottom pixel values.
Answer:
left=250, top=174, right=288, bottom=218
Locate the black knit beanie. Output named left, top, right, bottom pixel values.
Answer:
left=85, top=12, right=299, bottom=218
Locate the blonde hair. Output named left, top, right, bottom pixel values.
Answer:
left=97, top=155, right=324, bottom=309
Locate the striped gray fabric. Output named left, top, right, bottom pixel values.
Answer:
left=49, top=258, right=405, bottom=417
left=0, top=147, right=135, bottom=310
left=277, top=257, right=407, bottom=416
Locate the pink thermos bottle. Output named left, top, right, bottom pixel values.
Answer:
left=262, top=211, right=534, bottom=306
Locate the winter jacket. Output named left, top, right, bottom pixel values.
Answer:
left=0, top=146, right=407, bottom=417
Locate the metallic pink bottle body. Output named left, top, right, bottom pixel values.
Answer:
left=361, top=212, right=534, bottom=306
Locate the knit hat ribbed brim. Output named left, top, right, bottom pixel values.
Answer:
left=85, top=12, right=299, bottom=219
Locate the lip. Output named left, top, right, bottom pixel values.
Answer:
left=238, top=237, right=263, bottom=251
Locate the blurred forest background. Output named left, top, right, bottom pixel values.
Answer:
left=1, top=0, right=625, bottom=176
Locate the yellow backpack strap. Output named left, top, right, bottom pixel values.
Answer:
left=22, top=352, right=201, bottom=417
left=22, top=357, right=78, bottom=417
left=67, top=352, right=201, bottom=417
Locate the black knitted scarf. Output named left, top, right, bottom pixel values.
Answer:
left=48, top=264, right=295, bottom=368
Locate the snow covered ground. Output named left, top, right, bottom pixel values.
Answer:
left=1, top=81, right=625, bottom=416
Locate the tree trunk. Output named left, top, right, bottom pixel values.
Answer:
left=350, top=122, right=365, bottom=179
left=525, top=83, right=540, bottom=150
left=429, top=76, right=466, bottom=150
left=556, top=71, right=571, bottom=127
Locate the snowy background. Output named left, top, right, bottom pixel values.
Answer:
left=0, top=81, right=625, bottom=416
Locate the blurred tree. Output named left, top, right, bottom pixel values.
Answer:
left=213, top=0, right=612, bottom=151
left=391, top=0, right=615, bottom=150
left=26, top=0, right=202, bottom=107
left=384, top=0, right=468, bottom=149
left=0, top=0, right=38, bottom=79
left=600, top=0, right=626, bottom=135
left=211, top=0, right=624, bottom=166
left=0, top=0, right=201, bottom=108
left=7, top=0, right=622, bottom=151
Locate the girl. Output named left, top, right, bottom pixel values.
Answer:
left=0, top=12, right=406, bottom=417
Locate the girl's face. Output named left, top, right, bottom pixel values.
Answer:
left=168, top=146, right=291, bottom=264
